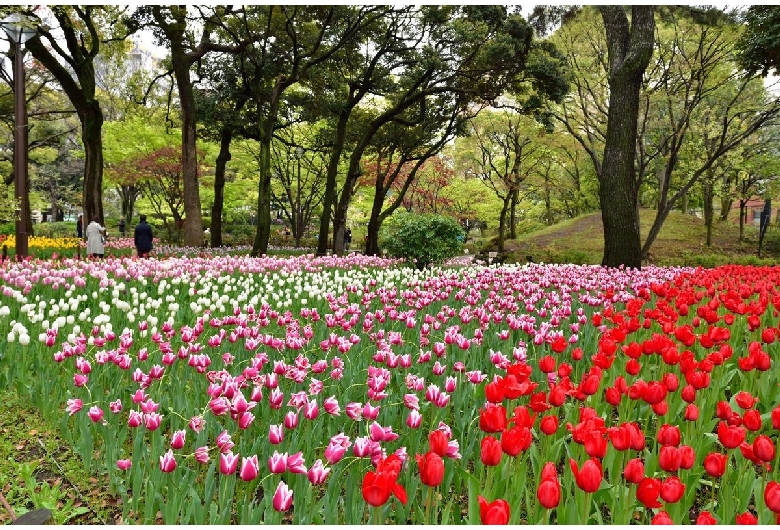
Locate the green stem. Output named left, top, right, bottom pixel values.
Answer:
left=425, top=487, right=435, bottom=525
left=373, top=506, right=382, bottom=525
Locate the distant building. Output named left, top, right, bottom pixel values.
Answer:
left=727, top=197, right=776, bottom=226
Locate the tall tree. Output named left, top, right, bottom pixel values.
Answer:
left=131, top=5, right=243, bottom=247
left=24, top=6, right=131, bottom=226
left=597, top=6, right=655, bottom=268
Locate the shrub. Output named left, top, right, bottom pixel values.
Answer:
left=379, top=212, right=464, bottom=270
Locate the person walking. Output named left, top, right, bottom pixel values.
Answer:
left=118, top=216, right=126, bottom=237
left=134, top=214, right=154, bottom=258
left=76, top=214, right=83, bottom=239
left=85, top=216, right=106, bottom=259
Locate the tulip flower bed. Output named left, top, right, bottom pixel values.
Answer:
left=2, top=255, right=780, bottom=524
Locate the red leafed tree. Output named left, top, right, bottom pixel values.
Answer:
left=113, top=146, right=205, bottom=239
left=395, top=156, right=455, bottom=215
left=359, top=152, right=465, bottom=255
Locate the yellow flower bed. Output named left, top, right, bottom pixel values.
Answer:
left=0, top=234, right=81, bottom=250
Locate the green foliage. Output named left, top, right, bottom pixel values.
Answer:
left=379, top=212, right=464, bottom=269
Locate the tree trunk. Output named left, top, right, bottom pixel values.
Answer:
left=509, top=188, right=518, bottom=239
left=211, top=127, right=232, bottom=248
left=598, top=6, right=655, bottom=269
left=680, top=191, right=688, bottom=215
left=497, top=196, right=510, bottom=252
left=317, top=112, right=350, bottom=256
left=78, top=105, right=104, bottom=228
left=703, top=179, right=714, bottom=247
left=739, top=199, right=747, bottom=241
left=171, top=45, right=204, bottom=248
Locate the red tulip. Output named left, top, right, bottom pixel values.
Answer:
left=679, top=445, right=695, bottom=469
left=753, top=435, right=776, bottom=462
left=660, top=476, right=685, bottom=503
left=743, top=409, right=763, bottom=432
left=765, top=481, right=780, bottom=513
left=657, top=424, right=681, bottom=446
left=718, top=421, right=746, bottom=449
left=537, top=464, right=561, bottom=509
left=416, top=451, right=444, bottom=487
left=480, top=436, right=503, bottom=467
left=623, top=458, right=644, bottom=484
left=643, top=381, right=667, bottom=405
left=681, top=384, right=696, bottom=403
left=696, top=511, right=717, bottom=524
left=478, top=496, right=510, bottom=525
left=429, top=430, right=449, bottom=457
left=651, top=400, right=668, bottom=416
left=583, top=430, right=607, bottom=459
left=605, top=386, right=622, bottom=406
left=569, top=458, right=602, bottom=493
left=735, top=511, right=758, bottom=525
left=652, top=511, right=674, bottom=525
left=626, top=359, right=641, bottom=376
left=735, top=391, right=758, bottom=409
left=658, top=445, right=681, bottom=473
left=716, top=401, right=733, bottom=420
left=684, top=403, right=699, bottom=421
left=607, top=424, right=631, bottom=451
left=540, top=415, right=558, bottom=435
left=501, top=425, right=532, bottom=457
left=485, top=379, right=505, bottom=403
left=362, top=454, right=407, bottom=507
left=627, top=422, right=646, bottom=451
left=772, top=406, right=780, bottom=430
left=479, top=405, right=507, bottom=433
left=538, top=355, right=556, bottom=373
left=761, top=327, right=776, bottom=344
left=637, top=477, right=663, bottom=508
left=703, top=452, right=728, bottom=478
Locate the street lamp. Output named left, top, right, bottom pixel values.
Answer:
left=1, top=13, right=36, bottom=260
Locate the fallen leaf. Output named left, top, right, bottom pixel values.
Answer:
left=28, top=429, right=37, bottom=435
left=15, top=444, right=24, bottom=450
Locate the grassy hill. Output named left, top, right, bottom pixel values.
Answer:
left=483, top=209, right=780, bottom=268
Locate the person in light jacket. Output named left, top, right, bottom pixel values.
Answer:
left=134, top=214, right=154, bottom=258
left=86, top=216, right=106, bottom=258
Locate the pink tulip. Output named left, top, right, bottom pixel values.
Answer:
left=159, top=449, right=177, bottom=473
left=220, top=451, right=240, bottom=475
left=284, top=411, right=299, bottom=429
left=194, top=446, right=210, bottom=464
left=170, top=429, right=186, bottom=450
left=237, top=411, right=255, bottom=429
left=406, top=409, right=423, bottom=429
left=239, top=455, right=259, bottom=481
left=324, top=442, right=347, bottom=465
left=287, top=452, right=307, bottom=474
left=109, top=399, right=122, bottom=414
left=144, top=412, right=162, bottom=431
left=216, top=430, right=234, bottom=453
left=363, top=402, right=380, bottom=420
left=345, top=402, right=363, bottom=420
left=269, top=423, right=284, bottom=445
left=303, top=401, right=319, bottom=420
left=353, top=436, right=373, bottom=457
left=307, top=459, right=330, bottom=485
left=272, top=480, right=293, bottom=512
left=268, top=451, right=288, bottom=473
left=323, top=396, right=341, bottom=416
left=66, top=398, right=83, bottom=416
left=116, top=459, right=132, bottom=470
left=127, top=410, right=143, bottom=428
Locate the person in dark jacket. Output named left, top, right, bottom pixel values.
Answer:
left=134, top=214, right=154, bottom=258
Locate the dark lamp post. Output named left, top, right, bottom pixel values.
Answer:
left=2, top=14, right=36, bottom=260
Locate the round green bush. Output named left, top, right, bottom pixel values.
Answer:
left=379, top=212, right=464, bottom=270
